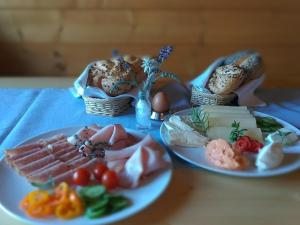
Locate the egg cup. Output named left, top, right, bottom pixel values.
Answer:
left=150, top=111, right=169, bottom=121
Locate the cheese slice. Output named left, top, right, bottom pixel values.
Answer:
left=207, top=127, right=263, bottom=142
left=208, top=117, right=257, bottom=128
left=168, top=115, right=194, bottom=131
left=201, top=105, right=248, bottom=113
left=207, top=112, right=253, bottom=118
left=167, top=129, right=208, bottom=147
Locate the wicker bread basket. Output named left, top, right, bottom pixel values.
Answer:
left=191, top=86, right=236, bottom=106
left=83, top=95, right=132, bottom=116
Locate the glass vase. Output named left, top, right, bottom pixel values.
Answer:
left=135, top=90, right=152, bottom=130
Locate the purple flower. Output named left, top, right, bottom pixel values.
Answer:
left=157, top=45, right=173, bottom=64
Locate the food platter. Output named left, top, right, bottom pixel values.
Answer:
left=160, top=108, right=300, bottom=177
left=0, top=127, right=172, bottom=225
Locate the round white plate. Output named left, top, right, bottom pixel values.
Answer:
left=0, top=127, right=172, bottom=225
left=160, top=109, right=300, bottom=177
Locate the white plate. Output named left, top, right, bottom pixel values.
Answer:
left=0, top=127, right=172, bottom=225
left=160, top=109, right=300, bottom=177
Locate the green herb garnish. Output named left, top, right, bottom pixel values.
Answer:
left=229, top=121, right=247, bottom=143
left=256, top=116, right=283, bottom=133
left=190, top=107, right=209, bottom=134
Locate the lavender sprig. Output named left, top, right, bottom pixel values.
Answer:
left=157, top=45, right=173, bottom=64
left=140, top=46, right=180, bottom=96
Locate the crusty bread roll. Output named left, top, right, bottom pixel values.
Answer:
left=235, top=53, right=264, bottom=81
left=88, top=56, right=145, bottom=96
left=208, top=64, right=246, bottom=95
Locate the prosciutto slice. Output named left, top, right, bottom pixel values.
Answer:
left=79, top=124, right=128, bottom=155
left=5, top=134, right=65, bottom=158
left=67, top=125, right=101, bottom=146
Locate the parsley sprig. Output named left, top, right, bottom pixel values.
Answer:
left=229, top=121, right=247, bottom=143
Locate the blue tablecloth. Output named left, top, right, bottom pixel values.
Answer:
left=1, top=87, right=300, bottom=156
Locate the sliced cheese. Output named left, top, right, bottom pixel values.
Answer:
left=167, top=130, right=208, bottom=148
left=168, top=115, right=194, bottom=131
left=208, top=117, right=257, bottom=128
left=207, top=127, right=263, bottom=142
left=201, top=105, right=248, bottom=113
left=207, top=112, right=253, bottom=118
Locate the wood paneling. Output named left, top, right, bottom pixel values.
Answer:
left=0, top=0, right=299, bottom=87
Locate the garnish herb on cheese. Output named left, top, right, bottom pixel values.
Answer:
left=200, top=105, right=263, bottom=142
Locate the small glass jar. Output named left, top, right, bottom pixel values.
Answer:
left=135, top=90, right=152, bottom=130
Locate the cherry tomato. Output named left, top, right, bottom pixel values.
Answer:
left=101, top=170, right=118, bottom=190
left=93, top=163, right=108, bottom=181
left=72, top=168, right=90, bottom=186
left=234, top=137, right=251, bottom=152
left=250, top=140, right=264, bottom=153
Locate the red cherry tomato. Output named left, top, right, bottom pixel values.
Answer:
left=234, top=136, right=251, bottom=152
left=250, top=140, right=264, bottom=153
left=72, top=168, right=90, bottom=186
left=93, top=163, right=108, bottom=181
left=101, top=170, right=118, bottom=190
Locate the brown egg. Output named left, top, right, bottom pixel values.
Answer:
left=152, top=91, right=170, bottom=113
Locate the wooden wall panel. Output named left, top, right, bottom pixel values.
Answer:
left=0, top=0, right=299, bottom=88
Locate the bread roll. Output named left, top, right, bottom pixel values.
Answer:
left=208, top=64, right=246, bottom=95
left=235, top=53, right=264, bottom=81
left=88, top=55, right=146, bottom=96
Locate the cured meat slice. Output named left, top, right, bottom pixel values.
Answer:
left=52, top=158, right=100, bottom=184
left=107, top=159, right=127, bottom=173
left=105, top=135, right=158, bottom=161
left=117, top=146, right=168, bottom=188
left=79, top=124, right=128, bottom=155
left=6, top=139, right=69, bottom=164
left=27, top=155, right=89, bottom=183
left=11, top=142, right=75, bottom=168
left=26, top=160, right=61, bottom=177
left=5, top=134, right=65, bottom=157
left=20, top=147, right=78, bottom=174
left=67, top=125, right=101, bottom=146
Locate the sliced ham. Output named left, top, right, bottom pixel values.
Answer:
left=107, top=159, right=127, bottom=173
left=12, top=142, right=75, bottom=168
left=26, top=160, right=61, bottom=177
left=105, top=135, right=158, bottom=161
left=17, top=145, right=76, bottom=175
left=27, top=155, right=90, bottom=183
left=26, top=154, right=82, bottom=178
left=5, top=134, right=65, bottom=157
left=117, top=145, right=168, bottom=188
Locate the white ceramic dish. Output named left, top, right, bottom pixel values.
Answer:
left=0, top=127, right=172, bottom=225
left=160, top=109, right=300, bottom=177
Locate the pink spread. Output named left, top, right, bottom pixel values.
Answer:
left=205, top=139, right=249, bottom=170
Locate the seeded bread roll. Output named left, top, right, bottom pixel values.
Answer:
left=101, top=60, right=137, bottom=96
left=235, top=53, right=264, bottom=81
left=208, top=64, right=246, bottom=95
left=123, top=55, right=146, bottom=83
left=224, top=50, right=254, bottom=65
left=88, top=55, right=145, bottom=96
left=88, top=60, right=114, bottom=88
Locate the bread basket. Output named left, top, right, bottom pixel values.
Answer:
left=190, top=85, right=237, bottom=106
left=83, top=95, right=132, bottom=116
